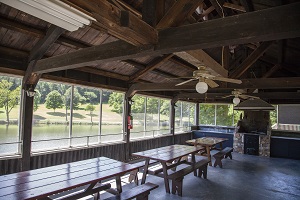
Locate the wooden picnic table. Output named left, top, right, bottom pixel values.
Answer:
left=132, top=144, right=204, bottom=194
left=186, top=137, right=228, bottom=166
left=0, top=157, right=139, bottom=200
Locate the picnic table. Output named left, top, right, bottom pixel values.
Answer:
left=132, top=145, right=207, bottom=196
left=186, top=137, right=228, bottom=166
left=0, top=157, right=139, bottom=200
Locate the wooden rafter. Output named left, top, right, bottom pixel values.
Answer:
left=262, top=64, right=281, bottom=78
left=158, top=3, right=300, bottom=52
left=223, top=2, right=246, bottom=12
left=75, top=67, right=130, bottom=81
left=65, top=0, right=157, bottom=45
left=156, top=0, right=202, bottom=29
left=23, top=25, right=64, bottom=88
left=33, top=3, right=300, bottom=74
left=129, top=54, right=173, bottom=82
left=240, top=0, right=254, bottom=12
left=230, top=41, right=273, bottom=79
left=209, top=0, right=227, bottom=17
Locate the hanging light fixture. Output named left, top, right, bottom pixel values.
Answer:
left=0, top=0, right=95, bottom=31
left=195, top=81, right=208, bottom=94
left=233, top=96, right=240, bottom=105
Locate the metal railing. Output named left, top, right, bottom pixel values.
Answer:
left=0, top=127, right=192, bottom=155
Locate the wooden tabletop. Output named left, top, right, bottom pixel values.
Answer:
left=132, top=145, right=203, bottom=162
left=186, top=137, right=228, bottom=146
left=0, top=157, right=139, bottom=200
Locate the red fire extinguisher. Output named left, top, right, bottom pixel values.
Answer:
left=128, top=115, right=133, bottom=129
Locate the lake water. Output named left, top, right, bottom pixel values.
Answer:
left=0, top=124, right=171, bottom=155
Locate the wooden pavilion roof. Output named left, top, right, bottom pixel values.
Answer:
left=0, top=0, right=300, bottom=104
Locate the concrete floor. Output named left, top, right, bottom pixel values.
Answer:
left=101, top=151, right=300, bottom=200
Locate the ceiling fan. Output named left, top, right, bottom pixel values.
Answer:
left=221, top=89, right=259, bottom=105
left=175, top=65, right=242, bottom=93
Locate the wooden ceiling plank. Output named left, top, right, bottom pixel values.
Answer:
left=129, top=54, right=173, bottom=82
left=156, top=0, right=165, bottom=24
left=230, top=41, right=273, bottom=79
left=142, top=0, right=157, bottom=26
left=0, top=17, right=90, bottom=49
left=240, top=0, right=254, bottom=12
left=124, top=59, right=178, bottom=78
left=34, top=3, right=300, bottom=74
left=158, top=2, right=300, bottom=53
left=75, top=67, right=129, bottom=81
left=156, top=0, right=203, bottom=29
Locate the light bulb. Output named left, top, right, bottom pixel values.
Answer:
left=233, top=97, right=240, bottom=105
left=195, top=82, right=208, bottom=94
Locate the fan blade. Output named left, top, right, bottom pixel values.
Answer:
left=175, top=78, right=197, bottom=86
left=205, top=79, right=219, bottom=88
left=239, top=94, right=260, bottom=99
left=212, top=77, right=242, bottom=84
left=168, top=77, right=194, bottom=80
left=221, top=95, right=234, bottom=99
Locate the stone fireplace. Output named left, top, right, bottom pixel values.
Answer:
left=233, top=110, right=271, bottom=157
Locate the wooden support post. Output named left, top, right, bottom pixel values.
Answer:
left=195, top=103, right=199, bottom=127
left=170, top=97, right=178, bottom=143
left=124, top=96, right=132, bottom=161
left=20, top=90, right=34, bottom=171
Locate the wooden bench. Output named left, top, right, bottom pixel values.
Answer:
left=128, top=159, right=159, bottom=185
left=166, top=156, right=209, bottom=196
left=213, top=147, right=234, bottom=168
left=104, top=182, right=158, bottom=200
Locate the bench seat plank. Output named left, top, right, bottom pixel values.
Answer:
left=104, top=182, right=158, bottom=200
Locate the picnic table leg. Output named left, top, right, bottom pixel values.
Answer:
left=206, top=146, right=212, bottom=166
left=116, top=175, right=122, bottom=193
left=191, top=153, right=197, bottom=176
left=220, top=142, right=223, bottom=150
left=162, top=162, right=170, bottom=193
left=141, top=158, right=150, bottom=184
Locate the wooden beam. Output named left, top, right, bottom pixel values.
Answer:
left=23, top=25, right=64, bottom=88
left=67, top=0, right=157, bottom=45
left=198, top=6, right=215, bottom=20
left=223, top=2, right=246, bottom=12
left=34, top=3, right=300, bottom=74
left=230, top=41, right=273, bottom=78
left=262, top=64, right=281, bottom=78
left=158, top=2, right=300, bottom=52
left=209, top=0, right=227, bottom=17
left=222, top=46, right=230, bottom=70
left=129, top=54, right=173, bottom=82
left=186, top=50, right=228, bottom=77
left=29, top=26, right=65, bottom=61
left=156, top=0, right=202, bottom=29
left=33, top=40, right=154, bottom=74
left=126, top=77, right=300, bottom=97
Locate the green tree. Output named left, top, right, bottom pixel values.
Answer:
left=85, top=104, right=96, bottom=123
left=84, top=91, right=97, bottom=104
left=0, top=80, right=20, bottom=124
left=108, top=92, right=124, bottom=113
left=33, top=90, right=41, bottom=111
left=131, top=95, right=145, bottom=113
left=45, top=90, right=63, bottom=112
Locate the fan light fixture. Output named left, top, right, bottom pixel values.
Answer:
left=0, top=0, right=95, bottom=31
left=233, top=97, right=240, bottom=105
left=195, top=81, right=208, bottom=94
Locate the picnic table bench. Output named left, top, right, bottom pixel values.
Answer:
left=0, top=157, right=140, bottom=200
left=213, top=147, right=234, bottom=168
left=104, top=182, right=158, bottom=200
